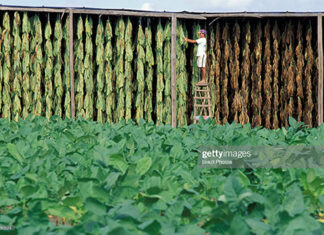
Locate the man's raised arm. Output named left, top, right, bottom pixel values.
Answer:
left=184, top=38, right=197, bottom=43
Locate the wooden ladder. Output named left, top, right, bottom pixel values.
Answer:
left=193, top=82, right=212, bottom=124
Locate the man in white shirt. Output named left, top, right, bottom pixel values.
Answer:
left=185, top=29, right=207, bottom=83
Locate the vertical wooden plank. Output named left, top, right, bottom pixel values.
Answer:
left=69, top=8, right=75, bottom=118
left=171, top=14, right=177, bottom=128
left=318, top=14, right=323, bottom=126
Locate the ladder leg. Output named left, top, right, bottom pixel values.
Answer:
left=208, top=96, right=211, bottom=118
left=204, top=87, right=208, bottom=117
left=207, top=85, right=211, bottom=118
left=200, top=87, right=206, bottom=117
left=194, top=86, right=197, bottom=124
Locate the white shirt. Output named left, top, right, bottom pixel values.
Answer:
left=196, top=38, right=206, bottom=56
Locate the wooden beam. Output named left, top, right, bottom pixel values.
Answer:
left=0, top=5, right=206, bottom=19
left=317, top=14, right=323, bottom=126
left=0, top=5, right=320, bottom=18
left=72, top=9, right=206, bottom=19
left=0, top=5, right=65, bottom=13
left=171, top=14, right=177, bottom=128
left=202, top=12, right=319, bottom=18
left=69, top=8, right=75, bottom=119
left=174, top=13, right=206, bottom=20
left=72, top=8, right=171, bottom=17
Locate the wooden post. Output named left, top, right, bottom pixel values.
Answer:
left=171, top=14, right=177, bottom=128
left=69, top=8, right=75, bottom=119
left=318, top=14, right=323, bottom=126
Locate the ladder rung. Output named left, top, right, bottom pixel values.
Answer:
left=195, top=89, right=210, bottom=92
left=195, top=83, right=209, bottom=87
left=194, top=104, right=212, bottom=107
left=197, top=97, right=210, bottom=99
left=194, top=97, right=211, bottom=100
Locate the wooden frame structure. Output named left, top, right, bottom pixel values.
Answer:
left=0, top=5, right=323, bottom=127
left=317, top=14, right=323, bottom=126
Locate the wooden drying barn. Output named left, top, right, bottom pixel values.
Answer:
left=0, top=5, right=322, bottom=128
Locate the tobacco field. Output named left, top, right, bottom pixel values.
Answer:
left=0, top=116, right=324, bottom=234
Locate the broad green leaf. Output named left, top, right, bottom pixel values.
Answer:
left=136, top=156, right=152, bottom=176
left=160, top=221, right=176, bottom=235
left=92, top=185, right=110, bottom=202
left=237, top=170, right=250, bottom=187
left=106, top=226, right=133, bottom=235
left=170, top=143, right=184, bottom=161
left=63, top=196, right=83, bottom=208
left=0, top=215, right=14, bottom=225
left=283, top=212, right=321, bottom=234
left=245, top=218, right=272, bottom=235
left=104, top=172, right=121, bottom=190
left=228, top=215, right=250, bottom=235
left=165, top=200, right=184, bottom=219
left=48, top=205, right=76, bottom=219
left=288, top=117, right=298, bottom=129
left=223, top=175, right=246, bottom=212
left=144, top=176, right=162, bottom=194
left=319, top=195, right=324, bottom=209
left=177, top=224, right=205, bottom=235
left=7, top=143, right=23, bottom=165
left=138, top=219, right=161, bottom=234
left=152, top=200, right=168, bottom=210
left=264, top=190, right=282, bottom=224
left=114, top=204, right=141, bottom=220
left=85, top=197, right=106, bottom=215
left=40, top=199, right=58, bottom=211
left=19, top=185, right=37, bottom=198
left=283, top=184, right=305, bottom=217
left=0, top=198, right=19, bottom=207
left=174, top=167, right=196, bottom=185
left=108, top=154, right=128, bottom=175
left=78, top=179, right=97, bottom=200
left=15, top=227, right=42, bottom=235
left=7, top=207, right=22, bottom=216
left=224, top=175, right=245, bottom=203
left=24, top=173, right=38, bottom=183
left=247, top=192, right=265, bottom=204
